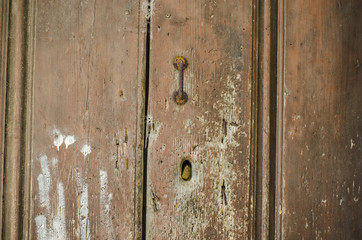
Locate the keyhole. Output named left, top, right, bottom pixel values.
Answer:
left=181, top=159, right=192, bottom=181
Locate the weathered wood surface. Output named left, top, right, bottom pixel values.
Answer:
left=276, top=0, right=362, bottom=239
left=256, top=0, right=277, bottom=239
left=1, top=0, right=33, bottom=238
left=0, top=0, right=10, bottom=237
left=145, top=0, right=255, bottom=239
left=29, top=0, right=146, bottom=239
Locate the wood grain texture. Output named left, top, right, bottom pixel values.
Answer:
left=0, top=0, right=10, bottom=237
left=2, top=0, right=31, bottom=238
left=256, top=0, right=277, bottom=239
left=30, top=0, right=147, bottom=239
left=276, top=0, right=362, bottom=239
left=145, top=0, right=255, bottom=239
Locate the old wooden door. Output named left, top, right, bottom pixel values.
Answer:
left=275, top=1, right=362, bottom=239
left=1, top=0, right=147, bottom=239
left=0, top=0, right=361, bottom=240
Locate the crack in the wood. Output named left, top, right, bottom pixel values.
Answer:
left=142, top=1, right=152, bottom=239
left=221, top=180, right=228, bottom=206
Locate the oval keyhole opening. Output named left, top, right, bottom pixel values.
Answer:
left=181, top=159, right=192, bottom=181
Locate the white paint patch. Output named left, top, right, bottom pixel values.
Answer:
left=50, top=182, right=67, bottom=239
left=81, top=144, right=92, bottom=158
left=146, top=115, right=162, bottom=147
left=52, top=129, right=64, bottom=151
left=100, top=170, right=115, bottom=239
left=36, top=181, right=67, bottom=240
left=184, top=119, right=195, bottom=134
left=52, top=157, right=58, bottom=172
left=35, top=215, right=48, bottom=240
left=292, top=114, right=301, bottom=120
left=64, top=135, right=76, bottom=149
left=38, top=155, right=51, bottom=212
left=350, top=139, right=355, bottom=149
left=75, top=170, right=90, bottom=240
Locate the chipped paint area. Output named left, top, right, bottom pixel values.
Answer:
left=171, top=158, right=207, bottom=238
left=38, top=155, right=51, bottom=211
left=35, top=131, right=95, bottom=239
left=81, top=144, right=92, bottom=158
left=52, top=129, right=64, bottom=151
left=184, top=119, right=195, bottom=134
left=51, top=128, right=77, bottom=150
left=160, top=72, right=249, bottom=239
left=100, top=170, right=115, bottom=239
left=212, top=74, right=243, bottom=148
left=35, top=154, right=67, bottom=240
left=64, top=135, right=76, bottom=149
left=75, top=169, right=90, bottom=240
left=35, top=215, right=48, bottom=240
left=350, top=139, right=355, bottom=149
left=146, top=115, right=162, bottom=147
left=52, top=182, right=67, bottom=239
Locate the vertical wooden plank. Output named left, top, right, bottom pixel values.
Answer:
left=277, top=0, right=362, bottom=239
left=2, top=0, right=30, bottom=238
left=0, top=0, right=10, bottom=237
left=146, top=0, right=255, bottom=238
left=256, top=0, right=277, bottom=239
left=30, top=0, right=147, bottom=239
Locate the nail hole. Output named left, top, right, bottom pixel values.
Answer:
left=181, top=159, right=192, bottom=181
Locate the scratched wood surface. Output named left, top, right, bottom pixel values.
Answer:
left=145, top=0, right=255, bottom=239
left=30, top=0, right=146, bottom=239
left=276, top=0, right=362, bottom=239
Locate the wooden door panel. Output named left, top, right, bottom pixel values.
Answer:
left=2, top=0, right=361, bottom=239
left=30, top=0, right=146, bottom=239
left=146, top=1, right=254, bottom=239
left=277, top=0, right=362, bottom=239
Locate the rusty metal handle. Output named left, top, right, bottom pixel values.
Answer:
left=172, top=56, right=188, bottom=105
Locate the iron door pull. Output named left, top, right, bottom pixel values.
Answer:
left=172, top=56, right=188, bottom=105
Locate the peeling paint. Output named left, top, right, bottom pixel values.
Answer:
left=35, top=215, right=48, bottom=240
left=35, top=182, right=67, bottom=240
left=51, top=157, right=58, bottom=171
left=350, top=139, right=355, bottom=149
left=38, top=155, right=51, bottom=212
left=52, top=129, right=64, bottom=151
left=64, top=135, right=76, bottom=149
left=100, top=170, right=115, bottom=239
left=51, top=182, right=67, bottom=239
left=81, top=144, right=92, bottom=158
left=147, top=115, right=162, bottom=147
left=75, top=170, right=90, bottom=240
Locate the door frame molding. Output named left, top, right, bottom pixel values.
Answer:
left=0, top=0, right=10, bottom=236
left=254, top=0, right=278, bottom=239
left=1, top=0, right=35, bottom=239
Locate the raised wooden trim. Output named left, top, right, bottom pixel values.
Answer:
left=1, top=0, right=35, bottom=239
left=0, top=0, right=10, bottom=237
left=255, top=0, right=278, bottom=239
left=275, top=0, right=286, bottom=238
left=249, top=0, right=260, bottom=238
